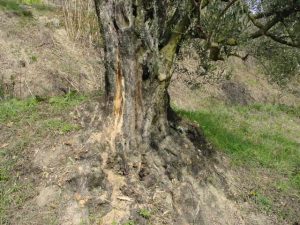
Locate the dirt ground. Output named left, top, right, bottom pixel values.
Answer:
left=0, top=98, right=286, bottom=225
left=0, top=8, right=104, bottom=99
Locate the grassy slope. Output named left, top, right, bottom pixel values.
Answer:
left=0, top=0, right=51, bottom=16
left=0, top=93, right=87, bottom=224
left=177, top=100, right=300, bottom=221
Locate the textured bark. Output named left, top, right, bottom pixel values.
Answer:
left=87, top=2, right=254, bottom=224
left=94, top=0, right=193, bottom=167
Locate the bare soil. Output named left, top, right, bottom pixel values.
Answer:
left=0, top=8, right=104, bottom=99
left=0, top=98, right=284, bottom=225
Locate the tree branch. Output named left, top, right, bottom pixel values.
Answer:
left=249, top=14, right=282, bottom=39
left=252, top=5, right=300, bottom=19
left=248, top=8, right=300, bottom=48
left=249, top=16, right=299, bottom=48
left=250, top=12, right=299, bottom=46
left=206, top=0, right=238, bottom=48
left=220, top=0, right=238, bottom=18
left=263, top=32, right=299, bottom=48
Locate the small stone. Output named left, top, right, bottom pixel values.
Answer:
left=78, top=166, right=84, bottom=173
left=51, top=18, right=60, bottom=28
left=79, top=199, right=87, bottom=207
left=6, top=122, right=14, bottom=127
left=158, top=73, right=167, bottom=81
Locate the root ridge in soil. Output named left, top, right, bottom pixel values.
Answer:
left=11, top=101, right=271, bottom=225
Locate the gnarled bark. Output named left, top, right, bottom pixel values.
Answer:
left=88, top=1, right=264, bottom=224
left=94, top=0, right=193, bottom=169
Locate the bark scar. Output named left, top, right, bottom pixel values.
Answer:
left=114, top=54, right=124, bottom=120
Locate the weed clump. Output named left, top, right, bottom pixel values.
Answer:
left=138, top=208, right=151, bottom=219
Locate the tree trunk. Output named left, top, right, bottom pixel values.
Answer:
left=89, top=2, right=245, bottom=225
left=94, top=0, right=192, bottom=171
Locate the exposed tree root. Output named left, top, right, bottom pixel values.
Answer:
left=6, top=100, right=277, bottom=225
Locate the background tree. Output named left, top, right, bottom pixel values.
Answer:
left=246, top=0, right=300, bottom=85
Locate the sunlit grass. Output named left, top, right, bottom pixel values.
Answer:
left=0, top=93, right=87, bottom=124
left=176, top=102, right=300, bottom=191
left=0, top=98, right=38, bottom=123
left=0, top=0, right=53, bottom=16
left=42, top=119, right=80, bottom=134
left=0, top=138, right=33, bottom=224
left=0, top=0, right=32, bottom=16
left=48, top=92, right=87, bottom=110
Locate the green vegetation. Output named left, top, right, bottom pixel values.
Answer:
left=250, top=38, right=300, bottom=85
left=48, top=92, right=87, bottom=111
left=0, top=179, right=32, bottom=224
left=138, top=208, right=151, bottom=219
left=20, top=0, right=41, bottom=4
left=30, top=55, right=38, bottom=63
left=0, top=138, right=34, bottom=224
left=0, top=0, right=53, bottom=16
left=0, top=98, right=38, bottom=123
left=0, top=0, right=19, bottom=11
left=177, top=101, right=300, bottom=191
left=253, top=192, right=273, bottom=212
left=0, top=0, right=33, bottom=16
left=0, top=93, right=87, bottom=223
left=0, top=92, right=86, bottom=124
left=43, top=119, right=80, bottom=134
left=177, top=100, right=300, bottom=221
left=0, top=82, right=4, bottom=100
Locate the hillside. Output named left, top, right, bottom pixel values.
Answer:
left=0, top=1, right=299, bottom=225
left=0, top=2, right=103, bottom=99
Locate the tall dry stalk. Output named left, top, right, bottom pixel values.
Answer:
left=63, top=0, right=101, bottom=48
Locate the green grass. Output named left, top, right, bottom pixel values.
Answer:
left=0, top=94, right=87, bottom=223
left=20, top=0, right=41, bottom=4
left=0, top=138, right=33, bottom=224
left=0, top=98, right=38, bottom=123
left=176, top=102, right=300, bottom=191
left=0, top=0, right=33, bottom=16
left=42, top=119, right=80, bottom=134
left=254, top=192, right=273, bottom=211
left=0, top=182, right=26, bottom=224
left=0, top=93, right=86, bottom=138
left=138, top=208, right=151, bottom=219
left=30, top=55, right=38, bottom=63
left=0, top=0, right=19, bottom=11
left=0, top=0, right=53, bottom=15
left=237, top=103, right=300, bottom=118
left=48, top=92, right=87, bottom=111
left=0, top=93, right=87, bottom=124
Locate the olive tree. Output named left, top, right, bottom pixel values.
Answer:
left=94, top=0, right=299, bottom=160
left=91, top=0, right=299, bottom=223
